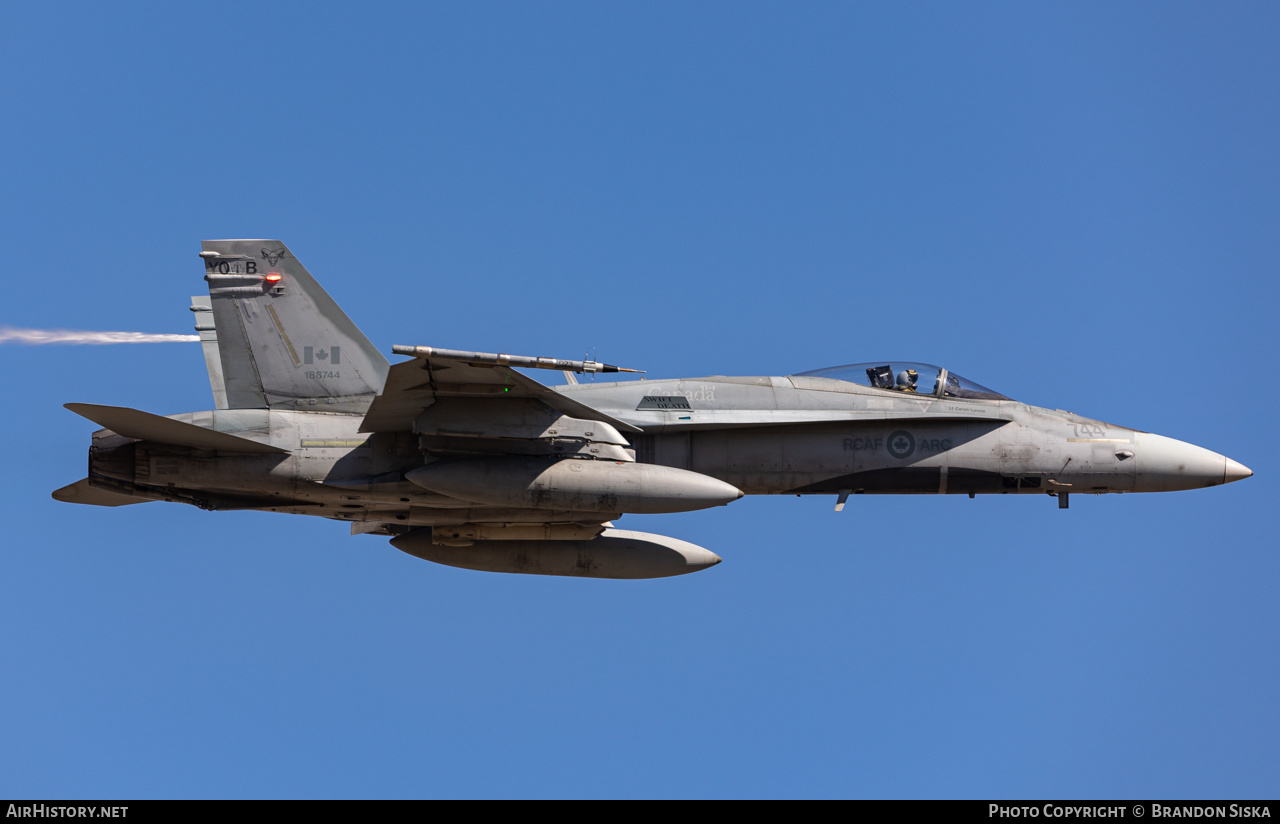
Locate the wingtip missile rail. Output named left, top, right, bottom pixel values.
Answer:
left=391, top=345, right=644, bottom=375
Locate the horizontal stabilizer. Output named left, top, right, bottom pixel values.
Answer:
left=52, top=478, right=150, bottom=507
left=64, top=403, right=288, bottom=453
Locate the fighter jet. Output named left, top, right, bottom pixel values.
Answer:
left=54, top=240, right=1253, bottom=579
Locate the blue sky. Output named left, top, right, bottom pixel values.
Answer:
left=2, top=2, right=1276, bottom=798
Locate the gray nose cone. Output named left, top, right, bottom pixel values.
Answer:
left=1224, top=458, right=1253, bottom=484
left=1134, top=433, right=1252, bottom=492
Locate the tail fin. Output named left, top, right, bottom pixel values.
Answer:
left=200, top=240, right=389, bottom=412
left=189, top=295, right=229, bottom=409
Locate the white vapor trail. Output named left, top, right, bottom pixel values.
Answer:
left=0, top=326, right=199, bottom=345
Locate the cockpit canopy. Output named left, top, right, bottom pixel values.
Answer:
left=793, top=362, right=1011, bottom=401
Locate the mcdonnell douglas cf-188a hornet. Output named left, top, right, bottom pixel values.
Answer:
left=55, top=240, right=1253, bottom=579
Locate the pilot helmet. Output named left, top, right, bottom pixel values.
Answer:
left=897, top=369, right=918, bottom=387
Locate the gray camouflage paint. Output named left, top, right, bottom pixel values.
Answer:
left=53, top=241, right=1252, bottom=578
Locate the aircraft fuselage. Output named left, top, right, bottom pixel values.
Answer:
left=84, top=375, right=1245, bottom=529
left=57, top=240, right=1251, bottom=578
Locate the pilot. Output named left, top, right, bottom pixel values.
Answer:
left=895, top=369, right=919, bottom=393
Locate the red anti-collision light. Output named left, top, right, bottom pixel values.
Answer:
left=265, top=273, right=283, bottom=283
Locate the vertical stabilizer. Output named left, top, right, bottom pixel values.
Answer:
left=200, top=240, right=389, bottom=412
left=190, top=295, right=229, bottom=409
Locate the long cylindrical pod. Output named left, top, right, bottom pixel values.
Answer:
left=390, top=528, right=722, bottom=579
left=405, top=457, right=743, bottom=514
left=391, top=345, right=641, bottom=374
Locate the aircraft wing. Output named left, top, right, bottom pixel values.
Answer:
left=360, top=354, right=641, bottom=437
left=352, top=350, right=748, bottom=542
